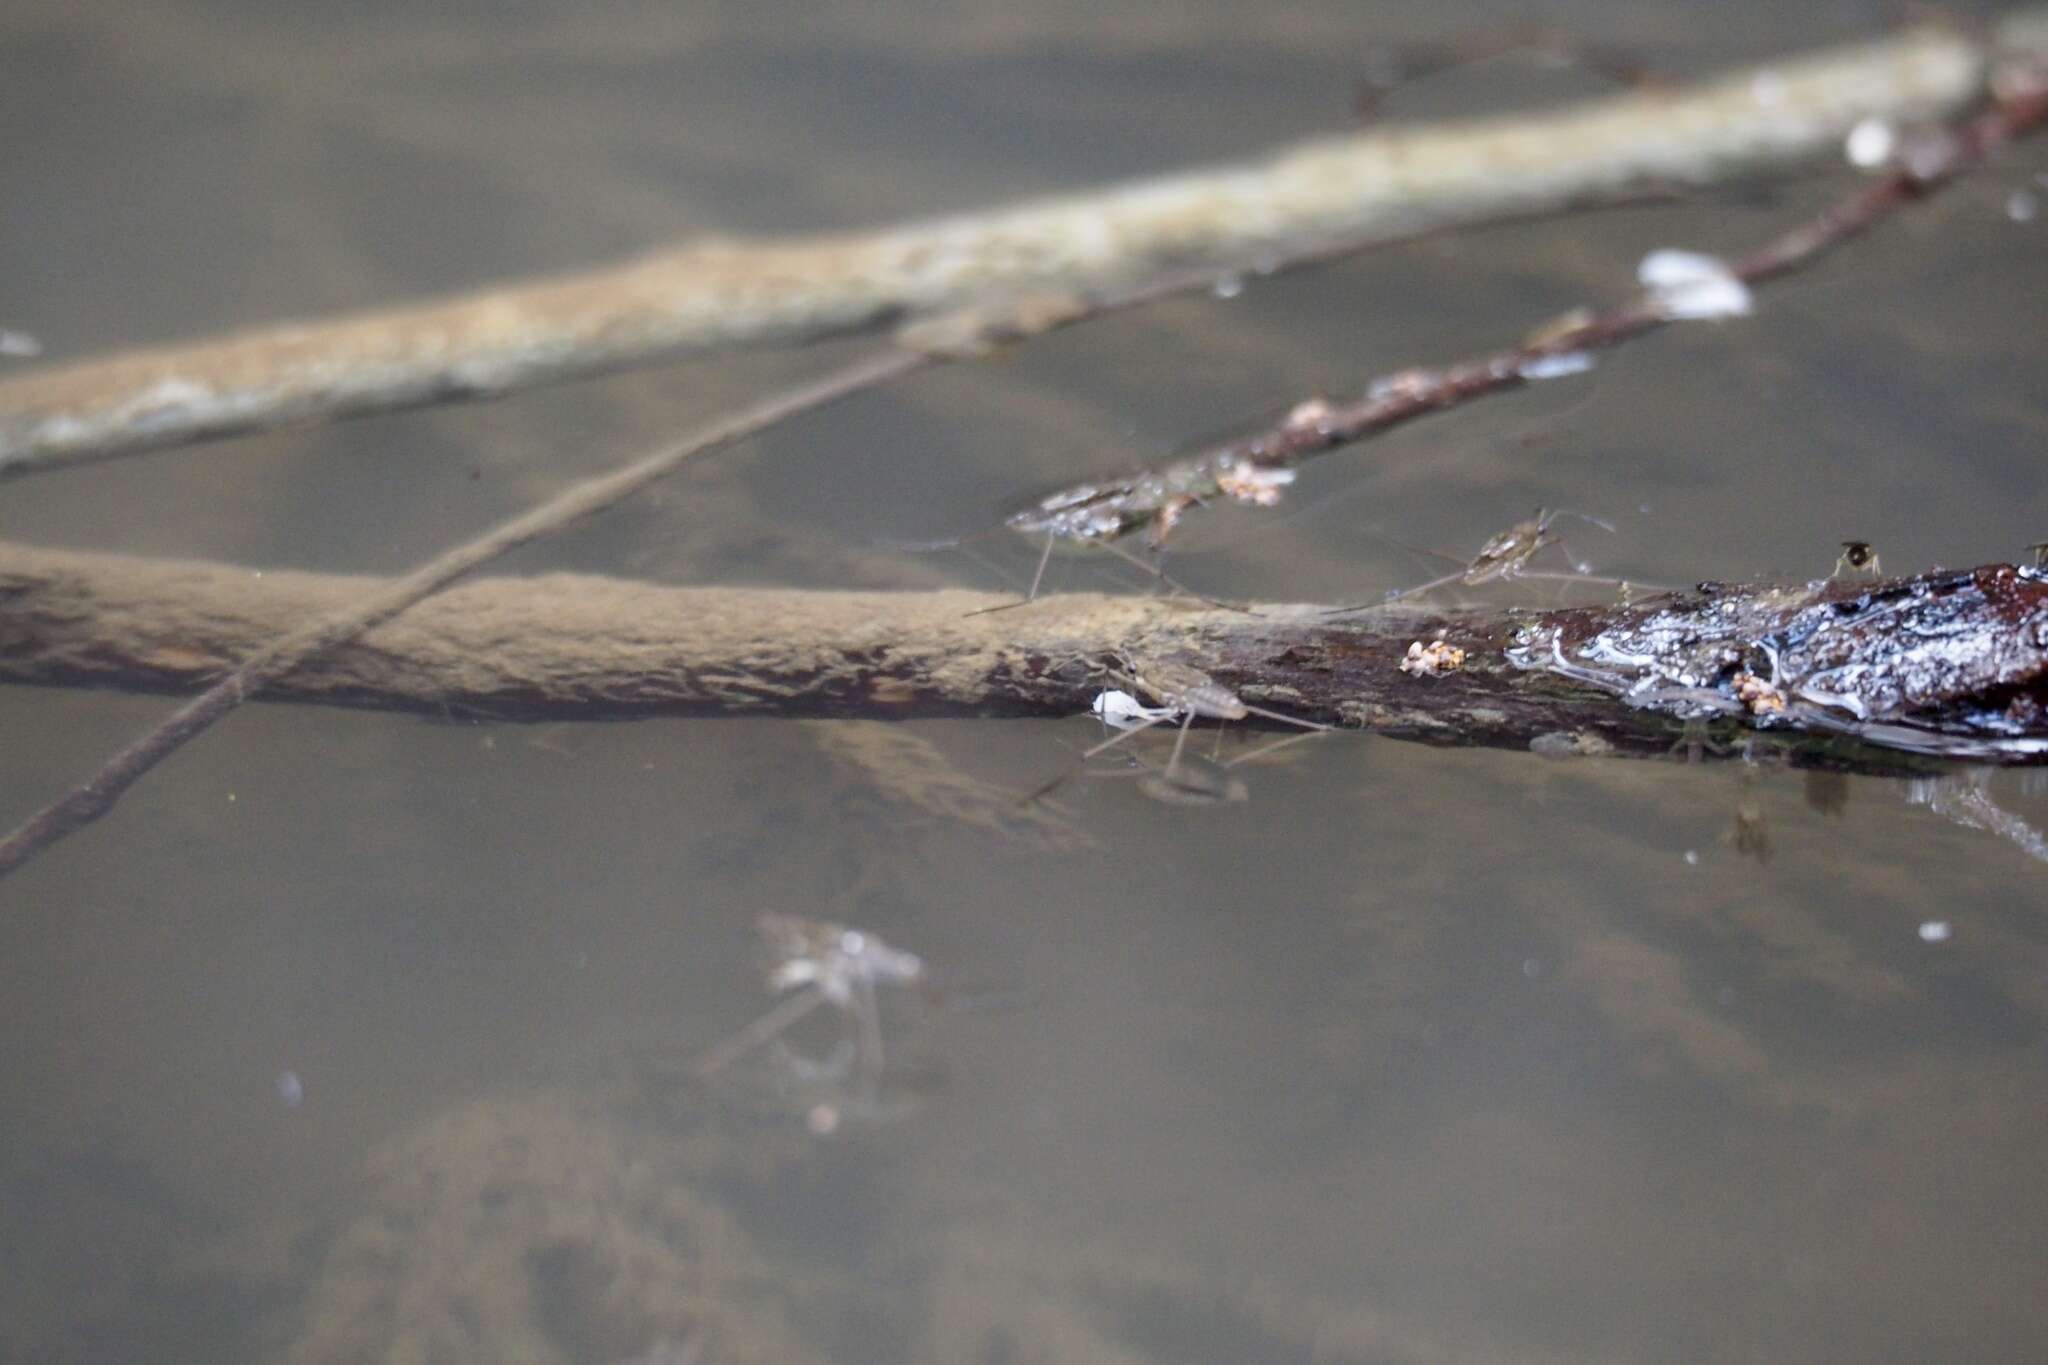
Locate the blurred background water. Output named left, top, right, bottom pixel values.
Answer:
left=2, top=1, right=2046, bottom=1361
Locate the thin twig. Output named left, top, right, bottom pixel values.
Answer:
left=0, top=18, right=2021, bottom=477
left=3, top=35, right=2043, bottom=880
left=0, top=349, right=922, bottom=880
left=0, top=175, right=1603, bottom=880
left=1003, top=52, right=2048, bottom=547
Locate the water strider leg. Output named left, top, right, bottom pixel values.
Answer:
left=852, top=972, right=885, bottom=1105
left=1021, top=707, right=1181, bottom=804
left=1095, top=721, right=1337, bottom=804
left=962, top=530, right=1059, bottom=618
left=1024, top=528, right=1057, bottom=601
left=1235, top=700, right=1333, bottom=733
left=1159, top=706, right=1199, bottom=783
left=1322, top=567, right=1467, bottom=617
left=1081, top=708, right=1181, bottom=763
left=693, top=987, right=827, bottom=1077
left=965, top=531, right=1252, bottom=618
left=1091, top=537, right=1255, bottom=614
left=1511, top=569, right=1651, bottom=596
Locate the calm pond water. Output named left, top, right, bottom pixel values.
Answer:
left=3, top=1, right=2047, bottom=1361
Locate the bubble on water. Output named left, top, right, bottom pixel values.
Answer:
left=1683, top=849, right=1700, bottom=866
left=276, top=1070, right=305, bottom=1108
left=1844, top=118, right=1895, bottom=169
left=1521, top=957, right=1543, bottom=979
left=0, top=328, right=41, bottom=357
left=1918, top=920, right=1952, bottom=944
left=1211, top=274, right=1245, bottom=300
left=2008, top=189, right=2038, bottom=224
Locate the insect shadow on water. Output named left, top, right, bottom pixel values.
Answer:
left=1023, top=653, right=1330, bottom=805
left=1323, top=506, right=1623, bottom=616
left=693, top=913, right=926, bottom=1118
left=1087, top=724, right=1325, bottom=806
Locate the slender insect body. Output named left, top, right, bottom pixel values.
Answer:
left=1120, top=657, right=1249, bottom=721
left=1327, top=506, right=1619, bottom=616
left=1024, top=652, right=1327, bottom=804
left=1463, top=507, right=1612, bottom=584
left=953, top=436, right=1311, bottom=615
left=1464, top=517, right=1556, bottom=582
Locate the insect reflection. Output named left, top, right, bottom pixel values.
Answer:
left=693, top=914, right=925, bottom=1120
left=1025, top=654, right=1328, bottom=805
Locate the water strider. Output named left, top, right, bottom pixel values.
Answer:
left=895, top=493, right=1249, bottom=617
left=894, top=401, right=1338, bottom=615
left=1023, top=652, right=1329, bottom=804
left=1325, top=506, right=1620, bottom=616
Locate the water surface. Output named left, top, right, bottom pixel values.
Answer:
left=3, top=2, right=2046, bottom=1361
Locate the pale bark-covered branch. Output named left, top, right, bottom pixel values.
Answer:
left=0, top=18, right=2031, bottom=476
left=0, top=353, right=915, bottom=879
left=5, top=542, right=2044, bottom=777
left=985, top=56, right=2048, bottom=549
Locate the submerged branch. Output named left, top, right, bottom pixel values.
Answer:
left=0, top=352, right=917, bottom=879
left=3, top=543, right=2044, bottom=776
left=0, top=18, right=2028, bottom=476
left=1005, top=40, right=2048, bottom=547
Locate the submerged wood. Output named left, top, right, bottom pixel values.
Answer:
left=1000, top=48, right=2048, bottom=550
left=0, top=19, right=2024, bottom=476
left=3, top=543, right=2043, bottom=775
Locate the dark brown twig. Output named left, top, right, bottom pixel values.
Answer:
left=0, top=186, right=1655, bottom=881
left=1001, top=57, right=2048, bottom=551
left=3, top=52, right=2043, bottom=883
left=0, top=17, right=2009, bottom=478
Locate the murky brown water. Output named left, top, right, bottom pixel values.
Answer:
left=4, top=2, right=2047, bottom=1361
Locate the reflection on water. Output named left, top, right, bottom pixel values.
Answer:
left=3, top=0, right=2047, bottom=1362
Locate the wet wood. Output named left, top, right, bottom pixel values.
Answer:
left=0, top=18, right=2025, bottom=476
left=4, top=542, right=2043, bottom=775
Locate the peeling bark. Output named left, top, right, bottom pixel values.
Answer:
left=4, top=542, right=2044, bottom=775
